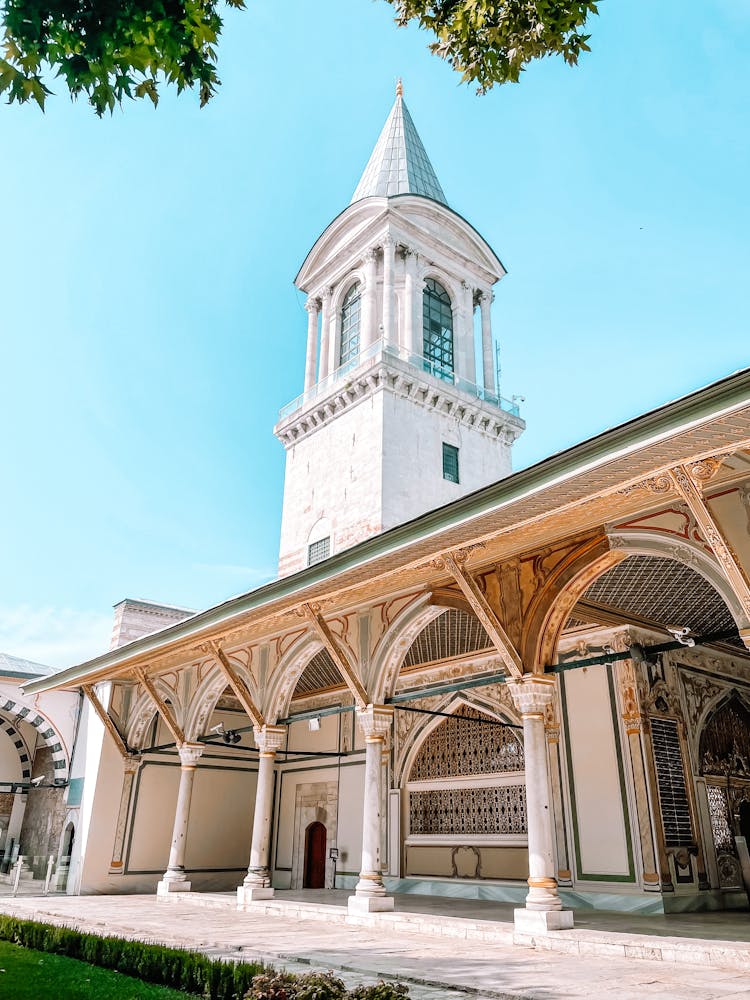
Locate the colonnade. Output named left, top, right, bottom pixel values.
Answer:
left=302, top=239, right=496, bottom=396
left=154, top=675, right=571, bottom=930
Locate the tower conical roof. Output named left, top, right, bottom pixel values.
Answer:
left=351, top=83, right=447, bottom=206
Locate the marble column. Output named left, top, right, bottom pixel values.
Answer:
left=456, top=282, right=475, bottom=382
left=348, top=704, right=394, bottom=913
left=157, top=743, right=203, bottom=895
left=318, top=289, right=332, bottom=381
left=403, top=250, right=419, bottom=356
left=479, top=291, right=496, bottom=394
left=304, top=298, right=319, bottom=391
left=544, top=722, right=571, bottom=886
left=361, top=249, right=378, bottom=350
left=237, top=724, right=287, bottom=905
left=109, top=755, right=141, bottom=874
left=381, top=235, right=396, bottom=348
left=326, top=291, right=340, bottom=377
left=508, top=675, right=573, bottom=932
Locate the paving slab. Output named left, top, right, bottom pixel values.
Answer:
left=1, top=894, right=750, bottom=999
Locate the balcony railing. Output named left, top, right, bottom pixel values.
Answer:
left=279, top=339, right=521, bottom=421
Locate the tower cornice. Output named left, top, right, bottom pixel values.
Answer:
left=274, top=343, right=524, bottom=450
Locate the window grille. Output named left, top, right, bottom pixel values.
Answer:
left=410, top=784, right=527, bottom=836
left=706, top=784, right=734, bottom=851
left=442, top=443, right=459, bottom=484
left=410, top=706, right=524, bottom=780
left=423, top=279, right=454, bottom=379
left=307, top=536, right=330, bottom=566
left=650, top=717, right=693, bottom=847
left=339, top=283, right=361, bottom=366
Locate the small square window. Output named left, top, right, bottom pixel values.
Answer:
left=442, top=443, right=459, bottom=484
left=308, top=536, right=331, bottom=566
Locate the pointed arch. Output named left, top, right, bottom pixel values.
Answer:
left=522, top=533, right=623, bottom=672
left=0, top=698, right=68, bottom=779
left=263, top=633, right=325, bottom=724
left=697, top=689, right=750, bottom=772
left=370, top=594, right=442, bottom=703
left=396, top=692, right=521, bottom=786
left=183, top=657, right=261, bottom=742
left=126, top=680, right=184, bottom=750
left=606, top=529, right=750, bottom=635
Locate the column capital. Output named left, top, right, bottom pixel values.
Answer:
left=178, top=743, right=204, bottom=768
left=507, top=675, right=556, bottom=718
left=305, top=297, right=319, bottom=314
left=319, top=286, right=332, bottom=303
left=253, top=724, right=287, bottom=754
left=382, top=232, right=395, bottom=249
left=363, top=247, right=378, bottom=264
left=123, top=754, right=142, bottom=775
left=356, top=704, right=394, bottom=741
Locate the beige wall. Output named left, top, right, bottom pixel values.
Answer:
left=405, top=844, right=528, bottom=880
left=563, top=664, right=634, bottom=880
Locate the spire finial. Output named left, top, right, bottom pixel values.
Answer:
left=396, top=78, right=403, bottom=98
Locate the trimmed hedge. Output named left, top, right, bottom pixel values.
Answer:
left=0, top=915, right=265, bottom=999
left=0, top=915, right=410, bottom=1000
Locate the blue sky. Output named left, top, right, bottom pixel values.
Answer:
left=1, top=1, right=748, bottom=667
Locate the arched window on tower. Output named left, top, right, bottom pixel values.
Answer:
left=339, top=282, right=361, bottom=366
left=422, top=279, right=454, bottom=381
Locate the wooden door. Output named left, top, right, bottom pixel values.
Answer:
left=303, top=822, right=326, bottom=888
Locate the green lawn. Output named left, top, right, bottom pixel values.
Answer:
left=0, top=939, right=195, bottom=999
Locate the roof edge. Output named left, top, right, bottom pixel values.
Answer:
left=24, top=366, right=750, bottom=696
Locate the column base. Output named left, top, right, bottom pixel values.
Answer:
left=156, top=878, right=192, bottom=895
left=237, top=884, right=274, bottom=905
left=348, top=894, right=394, bottom=914
left=514, top=907, right=574, bottom=933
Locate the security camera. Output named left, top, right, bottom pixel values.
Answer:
left=602, top=643, right=616, bottom=655
left=209, top=723, right=225, bottom=735
left=30, top=776, right=45, bottom=787
left=667, top=626, right=695, bottom=647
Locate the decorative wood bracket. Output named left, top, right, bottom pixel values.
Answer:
left=134, top=667, right=185, bottom=746
left=208, top=642, right=265, bottom=729
left=81, top=684, right=129, bottom=759
left=669, top=464, right=750, bottom=636
left=301, top=603, right=368, bottom=708
left=440, top=553, right=524, bottom=680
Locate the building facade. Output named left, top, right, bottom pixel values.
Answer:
left=9, top=89, right=750, bottom=932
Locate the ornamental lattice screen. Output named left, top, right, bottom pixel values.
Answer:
left=408, top=706, right=526, bottom=837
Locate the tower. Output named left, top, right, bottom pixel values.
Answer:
left=275, top=83, right=525, bottom=577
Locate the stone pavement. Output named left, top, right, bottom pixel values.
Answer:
left=2, top=894, right=750, bottom=1000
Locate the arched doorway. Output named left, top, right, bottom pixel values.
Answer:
left=700, top=695, right=750, bottom=892
left=303, top=821, right=326, bottom=888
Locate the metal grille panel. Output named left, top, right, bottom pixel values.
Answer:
left=409, top=784, right=527, bottom=836
left=410, top=706, right=524, bottom=779
left=403, top=610, right=492, bottom=668
left=293, top=648, right=341, bottom=696
left=585, top=555, right=737, bottom=637
left=651, top=717, right=693, bottom=847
